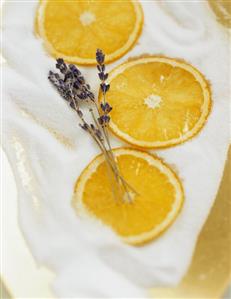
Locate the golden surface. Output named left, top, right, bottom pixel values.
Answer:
left=151, top=148, right=231, bottom=298
left=209, top=0, right=231, bottom=28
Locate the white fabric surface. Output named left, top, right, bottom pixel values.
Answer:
left=2, top=1, right=230, bottom=298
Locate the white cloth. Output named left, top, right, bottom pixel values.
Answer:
left=2, top=1, right=230, bottom=297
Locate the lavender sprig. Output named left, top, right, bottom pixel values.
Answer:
left=96, top=49, right=112, bottom=126
left=48, top=51, right=137, bottom=202
left=49, top=60, right=104, bottom=148
left=96, top=49, right=137, bottom=202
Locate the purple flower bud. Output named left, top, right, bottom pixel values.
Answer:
left=100, top=83, right=110, bottom=93
left=70, top=101, right=75, bottom=109
left=77, top=109, right=83, bottom=117
left=73, top=81, right=80, bottom=89
left=64, top=71, right=73, bottom=82
left=103, top=73, right=108, bottom=80
left=100, top=102, right=112, bottom=113
left=78, top=92, right=88, bottom=100
left=90, top=124, right=95, bottom=130
left=106, top=84, right=110, bottom=92
left=98, top=72, right=108, bottom=81
left=69, top=64, right=81, bottom=76
left=79, top=123, right=89, bottom=131
left=77, top=76, right=85, bottom=85
left=87, top=91, right=95, bottom=101
left=56, top=58, right=64, bottom=64
left=98, top=72, right=104, bottom=80
left=98, top=115, right=110, bottom=125
left=96, top=49, right=105, bottom=65
left=56, top=58, right=67, bottom=74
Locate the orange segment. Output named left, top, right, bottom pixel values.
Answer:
left=36, top=0, right=143, bottom=65
left=73, top=148, right=184, bottom=245
left=99, top=57, right=212, bottom=148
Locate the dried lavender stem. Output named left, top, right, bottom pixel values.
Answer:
left=73, top=99, right=123, bottom=199
left=92, top=101, right=115, bottom=166
left=71, top=99, right=120, bottom=200
left=96, top=49, right=136, bottom=201
left=89, top=106, right=134, bottom=201
left=99, top=103, right=138, bottom=198
left=100, top=144, right=133, bottom=202
left=92, top=101, right=137, bottom=198
left=96, top=65, right=137, bottom=200
left=49, top=55, right=138, bottom=203
left=99, top=73, right=119, bottom=161
left=75, top=107, right=118, bottom=201
left=89, top=131, right=118, bottom=201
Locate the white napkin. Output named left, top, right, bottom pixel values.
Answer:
left=2, top=1, right=230, bottom=297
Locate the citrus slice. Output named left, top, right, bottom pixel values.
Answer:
left=36, top=0, right=143, bottom=65
left=99, top=56, right=212, bottom=148
left=73, top=148, right=184, bottom=245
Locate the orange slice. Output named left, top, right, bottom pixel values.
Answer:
left=99, top=56, right=212, bottom=148
left=73, top=148, right=184, bottom=245
left=36, top=0, right=143, bottom=65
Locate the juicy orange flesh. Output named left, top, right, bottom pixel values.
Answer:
left=82, top=154, right=175, bottom=237
left=43, top=0, right=137, bottom=59
left=105, top=62, right=203, bottom=142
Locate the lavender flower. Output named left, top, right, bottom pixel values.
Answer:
left=96, top=49, right=112, bottom=127
left=101, top=102, right=112, bottom=113
left=96, top=49, right=105, bottom=65
left=48, top=50, right=137, bottom=203
left=49, top=59, right=95, bottom=108
left=79, top=123, right=89, bottom=131
left=98, top=114, right=110, bottom=126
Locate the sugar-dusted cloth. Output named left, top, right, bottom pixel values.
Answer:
left=2, top=1, right=230, bottom=297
